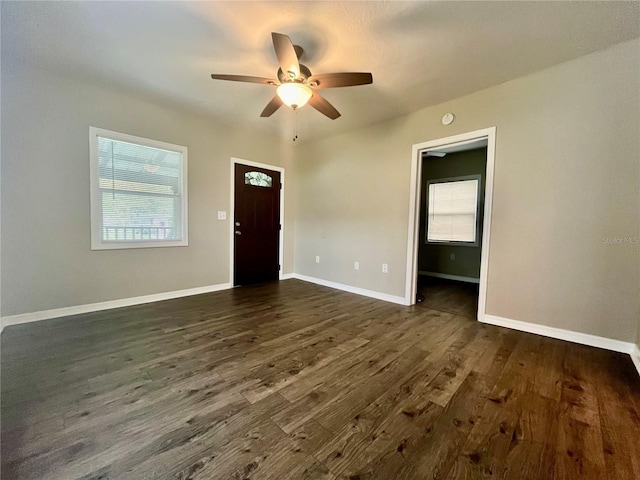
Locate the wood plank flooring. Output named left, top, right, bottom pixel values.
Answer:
left=418, top=276, right=479, bottom=319
left=2, top=279, right=639, bottom=479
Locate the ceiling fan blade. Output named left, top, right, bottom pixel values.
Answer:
left=210, top=74, right=277, bottom=85
left=307, top=72, right=373, bottom=89
left=308, top=92, right=341, bottom=120
left=260, top=96, right=283, bottom=117
left=272, top=32, right=300, bottom=79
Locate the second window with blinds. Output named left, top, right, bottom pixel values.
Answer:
left=426, top=175, right=481, bottom=246
left=89, top=127, right=188, bottom=250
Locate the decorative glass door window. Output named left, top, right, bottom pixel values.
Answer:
left=426, top=176, right=480, bottom=244
left=244, top=171, right=273, bottom=187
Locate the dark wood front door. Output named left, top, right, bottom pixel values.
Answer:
left=234, top=163, right=281, bottom=286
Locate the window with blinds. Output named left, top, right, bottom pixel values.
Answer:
left=426, top=177, right=480, bottom=244
left=89, top=127, right=188, bottom=250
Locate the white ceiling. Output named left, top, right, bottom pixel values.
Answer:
left=3, top=1, right=639, bottom=141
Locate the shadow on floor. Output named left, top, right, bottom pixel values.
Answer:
left=417, top=276, right=479, bottom=319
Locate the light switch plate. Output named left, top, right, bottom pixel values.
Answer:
left=217, top=211, right=227, bottom=220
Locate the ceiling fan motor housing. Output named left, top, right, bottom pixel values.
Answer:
left=278, top=64, right=312, bottom=84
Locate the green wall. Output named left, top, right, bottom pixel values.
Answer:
left=419, top=147, right=487, bottom=279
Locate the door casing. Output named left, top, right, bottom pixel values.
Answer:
left=229, top=157, right=285, bottom=286
left=405, top=127, right=496, bottom=323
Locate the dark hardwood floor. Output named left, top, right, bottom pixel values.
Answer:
left=417, top=276, right=479, bottom=319
left=2, top=279, right=639, bottom=479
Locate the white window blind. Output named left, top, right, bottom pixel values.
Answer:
left=427, top=179, right=479, bottom=243
left=90, top=128, right=188, bottom=250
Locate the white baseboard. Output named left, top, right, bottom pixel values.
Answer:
left=419, top=271, right=480, bottom=284
left=482, top=314, right=636, bottom=355
left=3, top=278, right=638, bottom=379
left=1, top=283, right=232, bottom=330
left=631, top=346, right=640, bottom=376
left=292, top=274, right=407, bottom=306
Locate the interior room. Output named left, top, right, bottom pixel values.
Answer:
left=1, top=2, right=639, bottom=479
left=417, top=142, right=488, bottom=319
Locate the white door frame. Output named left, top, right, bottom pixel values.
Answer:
left=404, top=127, right=496, bottom=322
left=230, top=157, right=285, bottom=286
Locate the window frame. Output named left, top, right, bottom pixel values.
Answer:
left=425, top=174, right=482, bottom=247
left=89, top=126, right=189, bottom=250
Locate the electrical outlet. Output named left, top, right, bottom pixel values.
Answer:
left=315, top=256, right=320, bottom=264
left=450, top=253, right=455, bottom=260
left=354, top=261, right=360, bottom=271
left=382, top=263, right=388, bottom=273
left=217, top=211, right=227, bottom=220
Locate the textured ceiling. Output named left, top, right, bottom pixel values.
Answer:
left=2, top=1, right=639, bottom=141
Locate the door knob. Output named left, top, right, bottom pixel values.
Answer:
left=235, top=222, right=241, bottom=227
left=235, top=230, right=242, bottom=235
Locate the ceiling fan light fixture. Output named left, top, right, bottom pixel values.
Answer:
left=277, top=82, right=313, bottom=109
left=210, top=32, right=372, bottom=119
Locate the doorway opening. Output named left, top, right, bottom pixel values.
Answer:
left=405, top=127, right=496, bottom=323
left=230, top=158, right=285, bottom=286
left=418, top=143, right=487, bottom=318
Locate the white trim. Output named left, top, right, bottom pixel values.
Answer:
left=405, top=127, right=497, bottom=325
left=1, top=283, right=231, bottom=330
left=405, top=145, right=421, bottom=304
left=230, top=157, right=285, bottom=285
left=292, top=274, right=406, bottom=305
left=631, top=346, right=640, bottom=377
left=2, top=277, right=637, bottom=380
left=482, top=314, right=636, bottom=354
left=419, top=271, right=480, bottom=284
left=89, top=127, right=189, bottom=250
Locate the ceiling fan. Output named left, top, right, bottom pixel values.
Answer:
left=210, top=32, right=373, bottom=120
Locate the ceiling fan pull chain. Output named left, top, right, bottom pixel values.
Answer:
left=293, top=109, right=298, bottom=142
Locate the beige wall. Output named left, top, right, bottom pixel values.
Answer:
left=295, top=39, right=640, bottom=342
left=2, top=40, right=639, bottom=344
left=1, top=63, right=296, bottom=316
